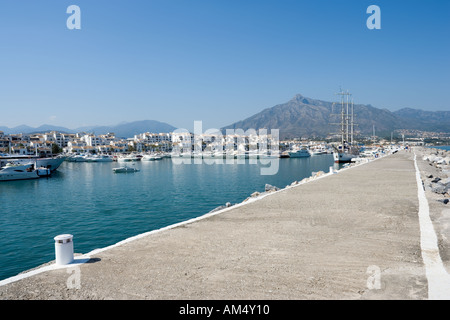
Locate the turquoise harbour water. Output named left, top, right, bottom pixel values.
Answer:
left=0, top=155, right=338, bottom=281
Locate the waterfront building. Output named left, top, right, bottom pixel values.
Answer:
left=0, top=132, right=9, bottom=152
left=99, top=133, right=116, bottom=146
left=82, top=134, right=103, bottom=147
left=64, top=140, right=88, bottom=154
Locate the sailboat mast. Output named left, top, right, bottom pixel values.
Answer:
left=334, top=89, right=354, bottom=147
left=341, top=92, right=345, bottom=146
left=346, top=92, right=349, bottom=143
left=351, top=98, right=354, bottom=144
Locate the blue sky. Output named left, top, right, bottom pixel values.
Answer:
left=0, top=0, right=449, bottom=130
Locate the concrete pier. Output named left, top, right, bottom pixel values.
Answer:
left=1, top=150, right=449, bottom=300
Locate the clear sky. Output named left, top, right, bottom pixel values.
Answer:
left=0, top=0, right=449, bottom=131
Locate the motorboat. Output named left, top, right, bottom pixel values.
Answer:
left=310, top=146, right=328, bottom=155
left=288, top=148, right=311, bottom=158
left=67, top=154, right=89, bottom=162
left=96, top=155, right=114, bottom=162
left=142, top=154, right=163, bottom=161
left=117, top=154, right=141, bottom=162
left=86, top=154, right=114, bottom=162
left=0, top=163, right=40, bottom=181
left=112, top=165, right=140, bottom=173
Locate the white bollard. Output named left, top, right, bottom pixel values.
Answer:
left=329, top=166, right=334, bottom=174
left=54, top=234, right=74, bottom=265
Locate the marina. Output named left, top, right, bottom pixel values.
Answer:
left=0, top=87, right=411, bottom=284
left=2, top=148, right=448, bottom=299
left=0, top=153, right=340, bottom=281
left=0, top=1, right=448, bottom=303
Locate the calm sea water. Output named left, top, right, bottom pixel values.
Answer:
left=429, top=146, right=450, bottom=151
left=0, top=155, right=338, bottom=281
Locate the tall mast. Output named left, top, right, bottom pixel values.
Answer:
left=346, top=92, right=349, bottom=143
left=351, top=98, right=354, bottom=144
left=341, top=92, right=345, bottom=145
left=332, top=89, right=354, bottom=146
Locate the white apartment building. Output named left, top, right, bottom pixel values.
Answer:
left=135, top=132, right=171, bottom=144
left=99, top=133, right=116, bottom=145
left=64, top=140, right=88, bottom=154
left=82, top=134, right=103, bottom=147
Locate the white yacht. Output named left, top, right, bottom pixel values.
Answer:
left=0, top=155, right=66, bottom=171
left=310, top=146, right=328, bottom=155
left=117, top=154, right=141, bottom=162
left=86, top=154, right=114, bottom=162
left=67, top=154, right=88, bottom=162
left=0, top=163, right=40, bottom=181
left=288, top=147, right=311, bottom=158
left=142, top=154, right=162, bottom=161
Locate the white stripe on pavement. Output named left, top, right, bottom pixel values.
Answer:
left=414, top=153, right=450, bottom=300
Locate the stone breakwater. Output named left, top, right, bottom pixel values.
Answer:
left=209, top=157, right=374, bottom=213
left=419, top=148, right=450, bottom=203
left=208, top=170, right=333, bottom=214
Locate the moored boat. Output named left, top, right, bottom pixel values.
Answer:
left=86, top=154, right=114, bottom=162
left=0, top=163, right=40, bottom=181
left=310, top=146, right=328, bottom=155
left=333, top=148, right=358, bottom=163
left=142, top=154, right=163, bottom=161
left=288, top=147, right=311, bottom=158
left=331, top=89, right=360, bottom=163
left=0, top=155, right=66, bottom=171
left=117, top=154, right=141, bottom=162
left=112, top=165, right=140, bottom=173
left=67, top=154, right=89, bottom=162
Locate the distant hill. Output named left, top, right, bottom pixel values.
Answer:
left=0, top=125, right=36, bottom=134
left=222, top=94, right=450, bottom=139
left=393, top=108, right=450, bottom=133
left=75, top=120, right=177, bottom=138
left=0, top=120, right=177, bottom=138
left=1, top=98, right=448, bottom=140
left=32, top=124, right=76, bottom=134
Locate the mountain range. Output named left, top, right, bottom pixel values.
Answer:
left=221, top=94, right=450, bottom=139
left=1, top=94, right=448, bottom=139
left=0, top=120, right=176, bottom=139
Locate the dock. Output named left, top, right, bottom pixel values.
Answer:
left=1, top=149, right=449, bottom=300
